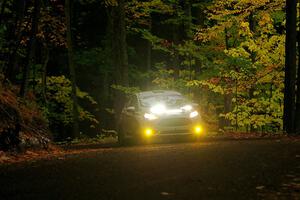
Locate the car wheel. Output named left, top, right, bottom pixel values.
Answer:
left=117, top=126, right=128, bottom=146
left=130, top=125, right=144, bottom=145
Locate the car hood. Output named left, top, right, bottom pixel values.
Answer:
left=140, top=106, right=193, bottom=116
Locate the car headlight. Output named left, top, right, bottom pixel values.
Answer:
left=189, top=111, right=199, bottom=118
left=144, top=113, right=158, bottom=120
left=144, top=128, right=154, bottom=137
left=150, top=104, right=166, bottom=115
left=194, top=125, right=203, bottom=134
left=181, top=105, right=193, bottom=111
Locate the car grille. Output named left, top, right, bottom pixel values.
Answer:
left=156, top=118, right=191, bottom=127
left=159, top=129, right=188, bottom=134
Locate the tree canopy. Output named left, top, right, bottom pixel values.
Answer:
left=0, top=0, right=299, bottom=146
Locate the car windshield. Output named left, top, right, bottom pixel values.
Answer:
left=140, top=94, right=189, bottom=107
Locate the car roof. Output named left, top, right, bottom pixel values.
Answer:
left=137, top=90, right=182, bottom=99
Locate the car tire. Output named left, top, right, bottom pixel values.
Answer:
left=130, top=125, right=144, bottom=145
left=117, top=126, right=128, bottom=146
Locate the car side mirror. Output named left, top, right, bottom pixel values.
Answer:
left=126, top=106, right=136, bottom=113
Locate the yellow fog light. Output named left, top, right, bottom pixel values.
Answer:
left=144, top=128, right=154, bottom=137
left=194, top=125, right=203, bottom=135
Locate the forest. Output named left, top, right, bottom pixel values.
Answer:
left=0, top=0, right=299, bottom=150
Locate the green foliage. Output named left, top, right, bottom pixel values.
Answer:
left=192, top=0, right=285, bottom=131
left=57, top=130, right=117, bottom=145
left=111, top=84, right=140, bottom=96
left=75, top=47, right=111, bottom=69
left=221, top=86, right=283, bottom=129
left=126, top=0, right=174, bottom=29
left=151, top=66, right=193, bottom=92
left=1, top=0, right=288, bottom=139
left=36, top=76, right=98, bottom=129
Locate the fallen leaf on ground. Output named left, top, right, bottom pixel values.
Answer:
left=0, top=155, right=11, bottom=162
left=286, top=174, right=296, bottom=178
left=161, top=192, right=173, bottom=196
left=256, top=186, right=265, bottom=190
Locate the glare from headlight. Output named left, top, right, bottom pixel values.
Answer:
left=144, top=113, right=158, bottom=120
left=182, top=105, right=193, bottom=111
left=150, top=104, right=166, bottom=114
left=144, top=128, right=154, bottom=137
left=194, top=125, right=203, bottom=134
left=190, top=111, right=199, bottom=118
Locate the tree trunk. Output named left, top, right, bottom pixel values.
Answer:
left=42, top=46, right=49, bottom=102
left=20, top=0, right=40, bottom=97
left=146, top=20, right=152, bottom=88
left=295, top=6, right=300, bottom=134
left=146, top=40, right=152, bottom=76
left=119, top=0, right=128, bottom=87
left=184, top=0, right=192, bottom=39
left=283, top=0, right=297, bottom=134
left=172, top=25, right=180, bottom=79
left=146, top=32, right=152, bottom=72
left=5, top=0, right=27, bottom=82
left=65, top=0, right=79, bottom=138
left=249, top=13, right=257, bottom=132
left=221, top=27, right=232, bottom=129
left=224, top=93, right=232, bottom=127
left=104, top=8, right=113, bottom=110
left=235, top=78, right=238, bottom=131
left=111, top=0, right=129, bottom=124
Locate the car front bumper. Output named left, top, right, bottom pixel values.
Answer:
left=139, top=116, right=204, bottom=138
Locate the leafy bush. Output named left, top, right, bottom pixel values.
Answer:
left=36, top=76, right=99, bottom=138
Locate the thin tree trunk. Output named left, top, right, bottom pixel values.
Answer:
left=42, top=46, right=49, bottom=102
left=249, top=12, right=257, bottom=132
left=112, top=0, right=129, bottom=124
left=283, top=0, right=297, bottom=134
left=119, top=0, right=128, bottom=87
left=172, top=25, right=180, bottom=80
left=105, top=8, right=113, bottom=109
left=5, top=0, right=27, bottom=82
left=146, top=40, right=152, bottom=84
left=146, top=30, right=152, bottom=72
left=184, top=0, right=192, bottom=39
left=235, top=78, right=238, bottom=131
left=295, top=5, right=300, bottom=134
left=20, top=0, right=40, bottom=97
left=222, top=27, right=232, bottom=128
left=111, top=7, right=119, bottom=122
left=224, top=94, right=232, bottom=127
left=146, top=20, right=152, bottom=88
left=147, top=19, right=152, bottom=72
left=65, top=0, right=79, bottom=138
